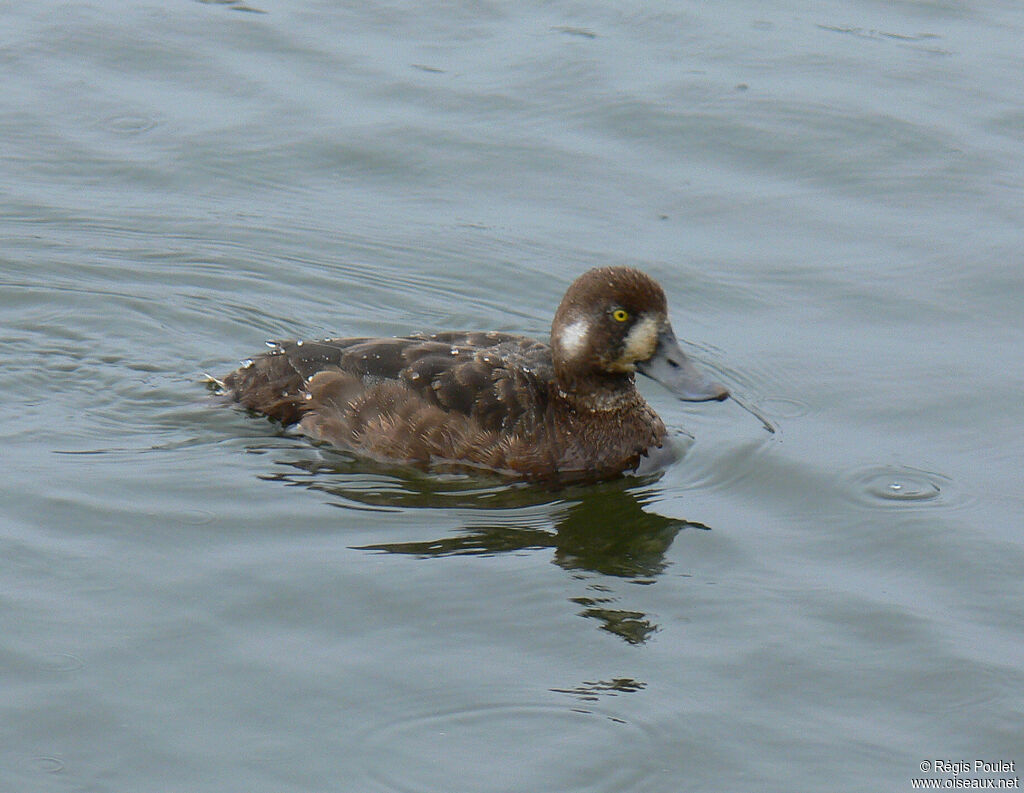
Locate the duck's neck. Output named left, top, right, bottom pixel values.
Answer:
left=554, top=371, right=641, bottom=413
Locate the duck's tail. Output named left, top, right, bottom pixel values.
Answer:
left=201, top=373, right=227, bottom=393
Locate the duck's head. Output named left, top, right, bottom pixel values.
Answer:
left=550, top=266, right=729, bottom=403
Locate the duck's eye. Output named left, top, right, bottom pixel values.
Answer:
left=612, top=308, right=630, bottom=323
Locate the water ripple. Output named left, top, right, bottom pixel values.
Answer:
left=674, top=439, right=775, bottom=494
left=840, top=465, right=963, bottom=510
left=757, top=396, right=810, bottom=419
left=27, top=756, right=64, bottom=773
left=358, top=703, right=656, bottom=793
left=99, top=114, right=158, bottom=135
left=38, top=652, right=85, bottom=673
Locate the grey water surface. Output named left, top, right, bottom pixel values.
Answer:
left=2, top=1, right=1023, bottom=791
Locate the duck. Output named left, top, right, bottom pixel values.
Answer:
left=219, top=266, right=733, bottom=483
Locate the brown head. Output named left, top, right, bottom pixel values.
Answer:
left=550, top=267, right=729, bottom=404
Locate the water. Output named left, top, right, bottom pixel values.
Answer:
left=2, top=1, right=1023, bottom=791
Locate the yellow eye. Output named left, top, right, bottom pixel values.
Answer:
left=612, top=308, right=630, bottom=323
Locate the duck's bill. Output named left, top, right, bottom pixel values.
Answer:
left=636, top=326, right=730, bottom=402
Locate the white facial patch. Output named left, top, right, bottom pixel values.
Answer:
left=558, top=318, right=590, bottom=359
left=621, top=315, right=660, bottom=364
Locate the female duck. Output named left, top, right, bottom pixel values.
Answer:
left=221, top=267, right=730, bottom=482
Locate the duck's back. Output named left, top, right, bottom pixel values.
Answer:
left=222, top=332, right=564, bottom=474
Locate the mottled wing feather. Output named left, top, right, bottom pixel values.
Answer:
left=222, top=333, right=555, bottom=436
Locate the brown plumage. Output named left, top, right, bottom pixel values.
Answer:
left=220, top=267, right=730, bottom=482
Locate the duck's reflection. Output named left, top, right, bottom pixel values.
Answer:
left=262, top=451, right=712, bottom=643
